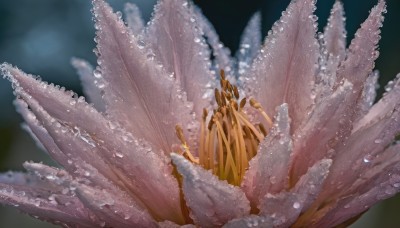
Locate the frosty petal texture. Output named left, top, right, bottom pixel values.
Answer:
left=1, top=0, right=400, bottom=227
left=242, top=104, right=292, bottom=207
left=245, top=0, right=319, bottom=131
left=172, top=154, right=250, bottom=227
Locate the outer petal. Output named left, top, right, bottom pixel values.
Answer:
left=171, top=154, right=250, bottom=228
left=259, top=159, right=331, bottom=228
left=93, top=0, right=197, bottom=153
left=71, top=58, right=105, bottom=112
left=75, top=184, right=157, bottom=228
left=244, top=0, right=319, bottom=131
left=1, top=64, right=185, bottom=223
left=241, top=104, right=292, bottom=208
left=146, top=0, right=215, bottom=115
left=0, top=172, right=98, bottom=227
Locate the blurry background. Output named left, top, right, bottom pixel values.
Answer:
left=0, top=0, right=399, bottom=227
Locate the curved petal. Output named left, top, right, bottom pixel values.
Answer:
left=146, top=0, right=215, bottom=115
left=71, top=58, right=106, bottom=112
left=171, top=154, right=250, bottom=228
left=1, top=64, right=185, bottom=223
left=75, top=184, right=157, bottom=228
left=92, top=0, right=197, bottom=153
left=244, top=0, right=319, bottom=131
left=241, top=104, right=292, bottom=208
left=289, top=81, right=353, bottom=183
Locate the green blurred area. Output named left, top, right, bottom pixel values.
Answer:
left=0, top=0, right=399, bottom=227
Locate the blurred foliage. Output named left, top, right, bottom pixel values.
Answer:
left=0, top=0, right=399, bottom=227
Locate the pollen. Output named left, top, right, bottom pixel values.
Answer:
left=176, top=70, right=273, bottom=186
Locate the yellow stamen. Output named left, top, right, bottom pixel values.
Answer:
left=176, top=70, right=273, bottom=185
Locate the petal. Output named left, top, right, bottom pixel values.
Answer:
left=222, top=215, right=274, bottom=228
left=309, top=145, right=400, bottom=227
left=315, top=1, right=347, bottom=100
left=245, top=0, right=319, bottom=131
left=237, top=12, right=262, bottom=77
left=146, top=0, right=215, bottom=115
left=124, top=2, right=145, bottom=35
left=259, top=159, right=331, bottom=228
left=193, top=5, right=234, bottom=80
left=241, top=104, right=292, bottom=208
left=75, top=184, right=157, bottom=228
left=0, top=180, right=97, bottom=227
left=323, top=0, right=346, bottom=63
left=356, top=70, right=379, bottom=118
left=171, top=154, right=250, bottom=228
left=289, top=81, right=353, bottom=183
left=93, top=0, right=197, bottom=153
left=291, top=159, right=332, bottom=211
left=1, top=64, right=185, bottom=223
left=335, top=0, right=385, bottom=92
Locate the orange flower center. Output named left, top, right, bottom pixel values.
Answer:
left=176, top=70, right=273, bottom=185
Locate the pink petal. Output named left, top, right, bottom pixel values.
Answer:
left=75, top=184, right=157, bottom=228
left=171, top=153, right=250, bottom=228
left=312, top=145, right=400, bottom=227
left=93, top=0, right=197, bottom=153
left=222, top=215, right=274, bottom=228
left=259, top=159, right=331, bottom=227
left=237, top=12, right=262, bottom=77
left=241, top=104, right=292, bottom=208
left=315, top=1, right=347, bottom=100
left=289, top=80, right=353, bottom=183
left=71, top=57, right=106, bottom=112
left=323, top=1, right=346, bottom=63
left=2, top=63, right=185, bottom=223
left=124, top=3, right=145, bottom=35
left=0, top=180, right=97, bottom=227
left=244, top=0, right=319, bottom=131
left=193, top=5, right=234, bottom=80
left=146, top=0, right=215, bottom=115
left=335, top=0, right=385, bottom=93
left=356, top=70, right=379, bottom=118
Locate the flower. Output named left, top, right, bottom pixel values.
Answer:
left=0, top=0, right=398, bottom=227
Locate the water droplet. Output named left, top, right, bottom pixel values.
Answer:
left=293, top=202, right=300, bottom=209
left=374, top=139, right=383, bottom=144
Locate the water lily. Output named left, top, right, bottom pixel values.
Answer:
left=1, top=0, right=399, bottom=227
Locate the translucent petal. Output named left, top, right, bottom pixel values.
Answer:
left=241, top=104, right=292, bottom=208
left=92, top=0, right=197, bottom=153
left=124, top=2, right=145, bottom=35
left=71, top=57, right=106, bottom=112
left=146, top=0, right=215, bottom=115
left=244, top=0, right=319, bottom=131
left=290, top=81, right=353, bottom=183
left=171, top=153, right=250, bottom=228
left=237, top=12, right=262, bottom=77
left=356, top=70, right=379, bottom=118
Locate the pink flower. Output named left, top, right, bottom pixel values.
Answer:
left=1, top=0, right=398, bottom=227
